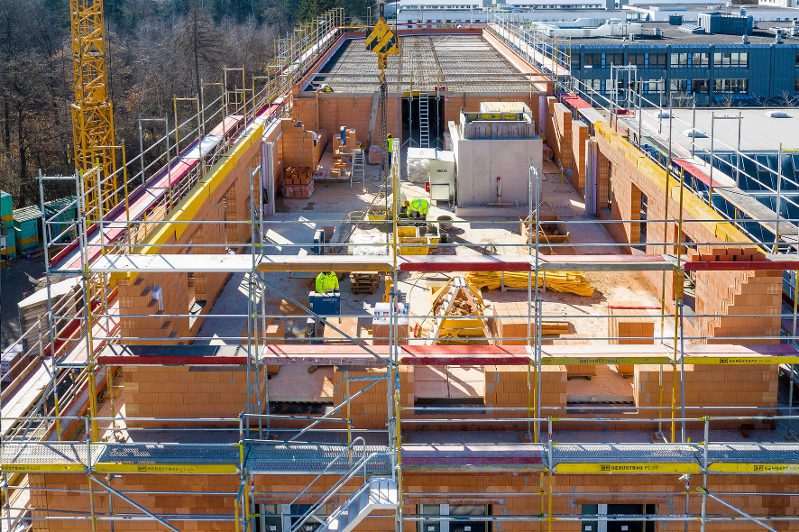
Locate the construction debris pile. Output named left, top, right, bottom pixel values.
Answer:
left=466, top=270, right=595, bottom=297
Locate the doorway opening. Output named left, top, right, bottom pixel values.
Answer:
left=581, top=503, right=656, bottom=532
left=402, top=93, right=446, bottom=150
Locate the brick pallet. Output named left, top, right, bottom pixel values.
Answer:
left=282, top=166, right=314, bottom=198
left=349, top=271, right=380, bottom=294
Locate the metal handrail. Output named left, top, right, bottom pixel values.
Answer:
left=290, top=448, right=385, bottom=532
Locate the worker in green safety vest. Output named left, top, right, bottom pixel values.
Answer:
left=315, top=271, right=340, bottom=294
left=387, top=134, right=394, bottom=167
left=408, top=198, right=430, bottom=219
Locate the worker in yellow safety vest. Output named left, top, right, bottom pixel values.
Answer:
left=315, top=272, right=340, bottom=293
left=387, top=134, right=394, bottom=167
left=408, top=198, right=430, bottom=219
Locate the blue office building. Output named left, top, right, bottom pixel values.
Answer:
left=553, top=17, right=799, bottom=105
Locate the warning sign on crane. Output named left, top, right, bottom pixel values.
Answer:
left=366, top=18, right=399, bottom=56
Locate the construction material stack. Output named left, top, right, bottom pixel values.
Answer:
left=429, top=278, right=492, bottom=344
left=466, top=270, right=594, bottom=297
left=1, top=190, right=14, bottom=264
left=283, top=167, right=315, bottom=198
left=329, top=128, right=358, bottom=180
left=12, top=206, right=42, bottom=256
left=350, top=271, right=380, bottom=294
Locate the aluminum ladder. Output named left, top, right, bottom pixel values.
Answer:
left=319, top=477, right=398, bottom=531
left=418, top=93, right=430, bottom=148
left=351, top=148, right=366, bottom=185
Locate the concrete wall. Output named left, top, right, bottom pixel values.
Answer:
left=451, top=122, right=544, bottom=208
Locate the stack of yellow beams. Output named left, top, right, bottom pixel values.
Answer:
left=466, top=270, right=594, bottom=297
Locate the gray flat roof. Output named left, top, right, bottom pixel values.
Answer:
left=550, top=23, right=799, bottom=46
left=309, top=34, right=541, bottom=93
left=637, top=107, right=799, bottom=152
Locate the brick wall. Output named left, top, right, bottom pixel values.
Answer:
left=28, top=472, right=799, bottom=531
left=123, top=365, right=265, bottom=420
left=115, top=127, right=261, bottom=343
left=571, top=119, right=589, bottom=191
left=592, top=121, right=782, bottom=344
left=635, top=363, right=777, bottom=429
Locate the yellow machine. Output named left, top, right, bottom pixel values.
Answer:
left=365, top=3, right=399, bottom=176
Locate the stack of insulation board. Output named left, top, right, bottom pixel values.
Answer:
left=282, top=167, right=314, bottom=198
left=1, top=190, right=14, bottom=262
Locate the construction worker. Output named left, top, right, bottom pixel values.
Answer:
left=408, top=198, right=430, bottom=219
left=315, top=271, right=340, bottom=294
left=387, top=134, right=394, bottom=167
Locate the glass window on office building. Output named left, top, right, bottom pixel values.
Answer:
left=692, top=52, right=710, bottom=67
left=649, top=53, right=667, bottom=68
left=644, top=79, right=665, bottom=93
left=583, top=78, right=603, bottom=92
left=670, top=79, right=688, bottom=93
left=583, top=53, right=601, bottom=68
left=627, top=53, right=646, bottom=67
left=713, top=51, right=748, bottom=67
left=692, top=79, right=709, bottom=93
left=605, top=53, right=624, bottom=67
left=670, top=52, right=689, bottom=67
left=714, top=78, right=748, bottom=93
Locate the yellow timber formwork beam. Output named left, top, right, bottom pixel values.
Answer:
left=109, top=123, right=265, bottom=286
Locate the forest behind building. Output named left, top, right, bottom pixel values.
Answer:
left=0, top=0, right=371, bottom=207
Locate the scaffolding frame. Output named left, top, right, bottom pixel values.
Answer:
left=3, top=12, right=799, bottom=532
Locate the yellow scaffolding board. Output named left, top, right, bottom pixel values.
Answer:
left=555, top=463, right=702, bottom=474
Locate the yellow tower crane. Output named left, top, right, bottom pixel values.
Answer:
left=365, top=2, right=399, bottom=177
left=70, top=0, right=117, bottom=221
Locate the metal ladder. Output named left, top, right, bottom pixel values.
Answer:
left=351, top=148, right=366, bottom=186
left=418, top=93, right=430, bottom=148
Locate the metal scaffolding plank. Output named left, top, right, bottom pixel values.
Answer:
left=95, top=343, right=799, bottom=366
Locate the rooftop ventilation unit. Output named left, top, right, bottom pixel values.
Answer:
left=765, top=110, right=792, bottom=118
left=684, top=128, right=708, bottom=139
left=679, top=23, right=704, bottom=34
left=697, top=11, right=753, bottom=35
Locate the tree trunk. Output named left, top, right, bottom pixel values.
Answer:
left=3, top=100, right=9, bottom=150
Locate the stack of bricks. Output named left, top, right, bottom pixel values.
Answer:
left=690, top=246, right=781, bottom=344
left=281, top=166, right=314, bottom=198
left=571, top=119, right=589, bottom=191
left=608, top=305, right=657, bottom=377
left=280, top=118, right=328, bottom=171
left=330, top=127, right=357, bottom=179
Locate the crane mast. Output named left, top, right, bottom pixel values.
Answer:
left=70, top=0, right=117, bottom=220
